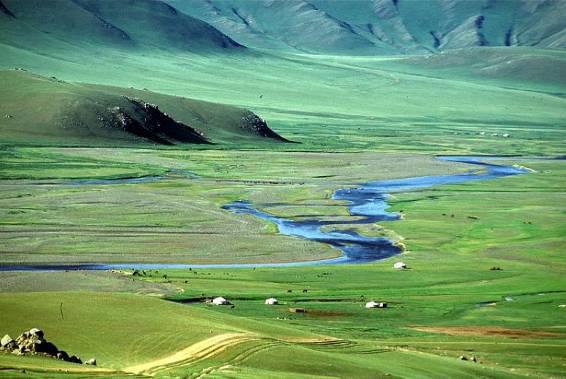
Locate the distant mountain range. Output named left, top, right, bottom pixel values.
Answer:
left=0, top=0, right=563, bottom=147
left=167, top=0, right=566, bottom=54
left=1, top=0, right=563, bottom=56
left=0, top=0, right=243, bottom=53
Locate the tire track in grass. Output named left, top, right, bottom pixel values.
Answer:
left=192, top=340, right=279, bottom=379
left=124, top=334, right=347, bottom=376
left=123, top=333, right=257, bottom=376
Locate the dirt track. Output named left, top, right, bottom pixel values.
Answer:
left=123, top=333, right=257, bottom=375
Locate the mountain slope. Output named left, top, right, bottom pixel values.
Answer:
left=396, top=47, right=566, bottom=90
left=0, top=0, right=244, bottom=56
left=0, top=70, right=289, bottom=146
left=166, top=0, right=566, bottom=54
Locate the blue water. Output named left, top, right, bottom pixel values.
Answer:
left=0, top=156, right=527, bottom=272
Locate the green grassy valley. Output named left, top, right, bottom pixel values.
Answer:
left=0, top=0, right=564, bottom=378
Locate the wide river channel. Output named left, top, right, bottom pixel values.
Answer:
left=0, top=156, right=527, bottom=271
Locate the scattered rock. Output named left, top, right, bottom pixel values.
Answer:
left=459, top=355, right=468, bottom=361
left=68, top=355, right=82, bottom=364
left=85, top=358, right=96, bottom=366
left=34, top=340, right=59, bottom=356
left=29, top=328, right=44, bottom=340
left=1, top=335, right=13, bottom=346
left=1, top=335, right=16, bottom=351
left=471, top=356, right=478, bottom=362
left=1, top=328, right=86, bottom=365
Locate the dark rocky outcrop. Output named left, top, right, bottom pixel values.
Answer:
left=239, top=112, right=293, bottom=142
left=1, top=328, right=91, bottom=366
left=104, top=98, right=211, bottom=145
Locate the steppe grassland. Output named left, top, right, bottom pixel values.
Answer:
left=0, top=146, right=468, bottom=264
left=1, top=40, right=565, bottom=378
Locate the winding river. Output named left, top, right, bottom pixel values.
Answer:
left=0, top=156, right=527, bottom=271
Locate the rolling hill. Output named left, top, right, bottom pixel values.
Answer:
left=167, top=0, right=566, bottom=54
left=0, top=0, right=563, bottom=149
left=0, top=70, right=290, bottom=146
left=0, top=0, right=245, bottom=56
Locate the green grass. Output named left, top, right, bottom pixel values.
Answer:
left=0, top=70, right=288, bottom=146
left=1, top=44, right=565, bottom=154
left=0, top=4, right=565, bottom=377
left=1, top=157, right=564, bottom=377
left=0, top=147, right=470, bottom=265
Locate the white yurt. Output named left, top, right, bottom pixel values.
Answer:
left=366, top=301, right=387, bottom=309
left=394, top=262, right=407, bottom=269
left=212, top=296, right=229, bottom=305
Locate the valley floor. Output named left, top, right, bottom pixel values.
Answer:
left=0, top=38, right=565, bottom=378
left=0, top=148, right=564, bottom=378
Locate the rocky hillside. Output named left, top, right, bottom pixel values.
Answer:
left=0, top=70, right=290, bottom=146
left=166, top=0, right=566, bottom=54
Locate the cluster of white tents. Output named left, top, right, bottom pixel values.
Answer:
left=364, top=262, right=406, bottom=309
left=211, top=297, right=279, bottom=306
left=211, top=262, right=408, bottom=309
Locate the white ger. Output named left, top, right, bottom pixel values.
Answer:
left=212, top=297, right=229, bottom=305
left=365, top=301, right=387, bottom=309
left=265, top=298, right=279, bottom=305
left=394, top=262, right=407, bottom=269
